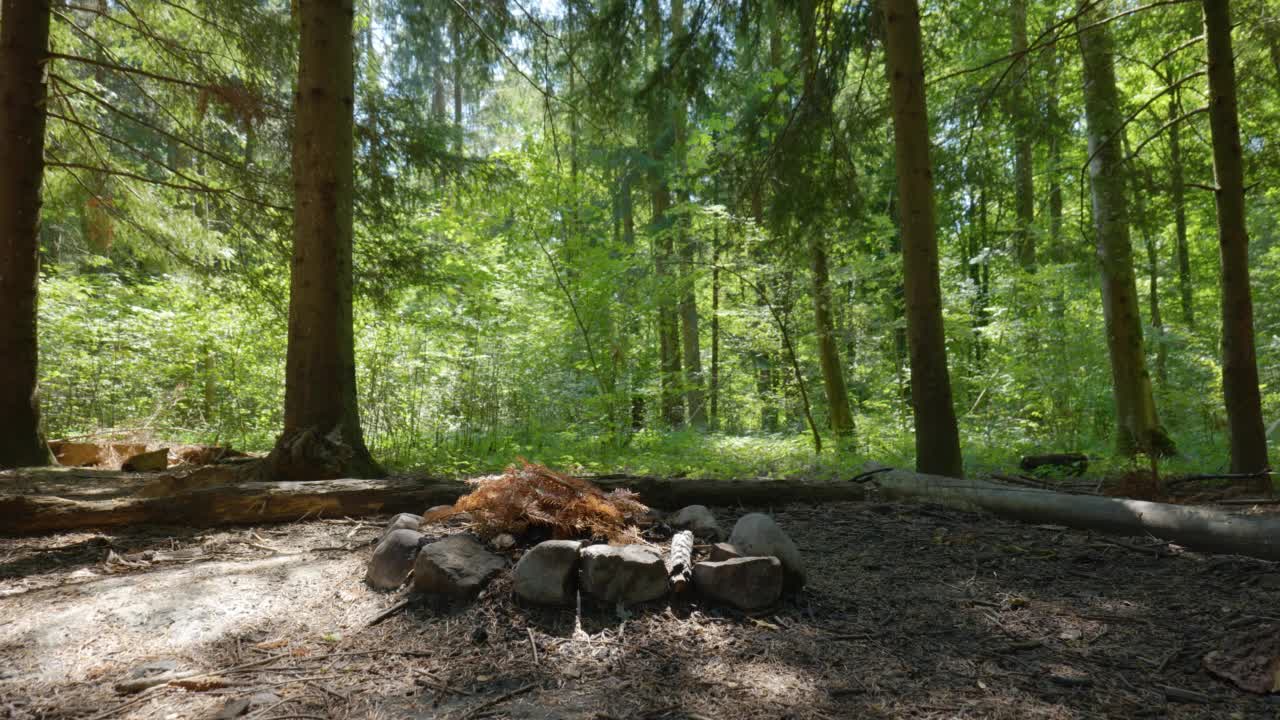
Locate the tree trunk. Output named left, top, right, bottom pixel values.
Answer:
left=8, top=468, right=1280, bottom=563
left=867, top=469, right=1280, bottom=561
left=1203, top=0, right=1269, bottom=477
left=1046, top=42, right=1064, bottom=260
left=450, top=8, right=464, bottom=156
left=0, top=0, right=54, bottom=469
left=810, top=232, right=855, bottom=438
left=710, top=223, right=721, bottom=430
left=882, top=0, right=964, bottom=477
left=795, top=0, right=853, bottom=441
left=1134, top=168, right=1167, bottom=387
left=280, top=0, right=381, bottom=480
left=672, top=0, right=704, bottom=429
left=1167, top=82, right=1194, bottom=328
left=1009, top=0, right=1035, bottom=269
left=1076, top=1, right=1175, bottom=458
left=645, top=0, right=683, bottom=427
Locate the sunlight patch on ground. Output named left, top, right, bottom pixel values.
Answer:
left=0, top=553, right=378, bottom=683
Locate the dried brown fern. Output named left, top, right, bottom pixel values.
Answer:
left=423, top=460, right=647, bottom=543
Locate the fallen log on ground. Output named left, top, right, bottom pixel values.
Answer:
left=0, top=473, right=859, bottom=535
left=4, top=468, right=1279, bottom=562
left=868, top=469, right=1280, bottom=562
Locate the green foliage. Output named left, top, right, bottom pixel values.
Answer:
left=28, top=0, right=1280, bottom=478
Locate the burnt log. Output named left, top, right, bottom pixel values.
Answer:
left=1020, top=453, right=1089, bottom=476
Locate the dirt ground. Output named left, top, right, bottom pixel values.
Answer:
left=2, top=500, right=1278, bottom=719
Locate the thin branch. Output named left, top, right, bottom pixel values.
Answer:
left=46, top=52, right=207, bottom=90
left=1154, top=33, right=1205, bottom=68
left=47, top=153, right=214, bottom=270
left=930, top=0, right=1196, bottom=86
left=48, top=160, right=233, bottom=195
left=47, top=110, right=287, bottom=211
left=49, top=73, right=252, bottom=174
left=448, top=0, right=614, bottom=141
left=1080, top=70, right=1206, bottom=174
left=1125, top=106, right=1208, bottom=162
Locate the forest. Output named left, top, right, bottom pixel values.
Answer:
left=3, top=0, right=1280, bottom=718
left=2, top=0, right=1279, bottom=483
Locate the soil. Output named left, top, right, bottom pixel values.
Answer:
left=1, top=500, right=1278, bottom=719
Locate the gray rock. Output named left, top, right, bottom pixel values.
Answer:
left=668, top=505, right=724, bottom=540
left=215, top=692, right=280, bottom=719
left=580, top=544, right=668, bottom=605
left=693, top=557, right=783, bottom=610
left=114, top=659, right=186, bottom=693
left=728, top=513, right=805, bottom=589
left=709, top=542, right=742, bottom=562
left=366, top=529, right=426, bottom=591
left=513, top=540, right=583, bottom=605
left=383, top=513, right=422, bottom=538
left=412, top=535, right=506, bottom=601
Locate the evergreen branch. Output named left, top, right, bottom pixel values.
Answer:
left=46, top=110, right=287, bottom=212
left=448, top=0, right=615, bottom=141
left=1154, top=33, right=1205, bottom=68
left=45, top=152, right=215, bottom=270
left=1080, top=70, right=1207, bottom=174
left=930, top=0, right=1196, bottom=86
left=1125, top=106, right=1209, bottom=163
left=49, top=74, right=258, bottom=176
left=46, top=52, right=207, bottom=90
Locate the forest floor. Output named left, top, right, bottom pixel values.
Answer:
left=1, top=500, right=1278, bottom=719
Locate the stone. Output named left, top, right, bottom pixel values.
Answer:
left=365, top=529, right=426, bottom=591
left=412, top=535, right=506, bottom=601
left=114, top=659, right=187, bottom=693
left=513, top=540, right=583, bottom=606
left=668, top=505, right=723, bottom=540
left=579, top=544, right=668, bottom=605
left=122, top=448, right=169, bottom=472
left=728, top=513, right=805, bottom=589
left=709, top=542, right=742, bottom=562
left=382, top=513, right=422, bottom=538
left=693, top=557, right=783, bottom=610
left=214, top=692, right=280, bottom=719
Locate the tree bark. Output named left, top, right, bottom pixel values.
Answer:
left=867, top=469, right=1280, bottom=561
left=1009, top=0, right=1035, bottom=269
left=645, top=0, right=683, bottom=427
left=810, top=232, right=855, bottom=438
left=796, top=0, right=854, bottom=441
left=280, top=0, right=381, bottom=479
left=7, top=469, right=1280, bottom=563
left=1076, top=1, right=1175, bottom=458
left=450, top=7, right=464, bottom=156
left=672, top=0, right=705, bottom=429
left=710, top=223, right=721, bottom=430
left=0, top=0, right=54, bottom=469
left=1137, top=170, right=1168, bottom=387
left=1203, top=0, right=1269, bottom=477
left=1046, top=42, right=1064, bottom=260
left=882, top=0, right=964, bottom=477
left=1167, top=81, right=1194, bottom=327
